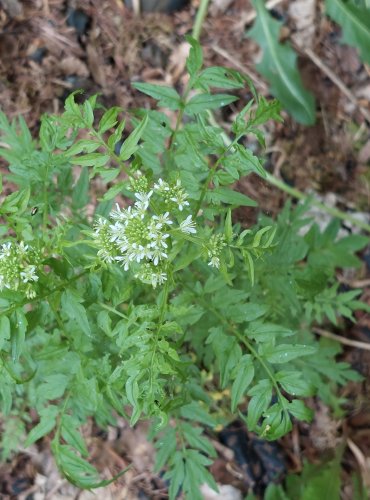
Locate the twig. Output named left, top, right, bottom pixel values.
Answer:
left=303, top=47, right=370, bottom=123
left=313, top=327, right=370, bottom=351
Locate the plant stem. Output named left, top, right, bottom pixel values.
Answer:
left=192, top=0, right=210, bottom=41
left=265, top=173, right=370, bottom=233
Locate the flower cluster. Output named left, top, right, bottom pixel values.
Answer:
left=93, top=178, right=196, bottom=287
left=207, top=234, right=226, bottom=269
left=0, top=241, right=40, bottom=298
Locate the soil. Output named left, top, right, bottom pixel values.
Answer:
left=0, top=0, right=369, bottom=498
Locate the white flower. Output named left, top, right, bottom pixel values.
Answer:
left=152, top=212, right=173, bottom=228
left=134, top=191, right=153, bottom=211
left=153, top=178, right=169, bottom=191
left=179, top=215, right=196, bottom=234
left=18, top=241, right=29, bottom=256
left=0, top=242, right=12, bottom=259
left=208, top=256, right=220, bottom=268
left=97, top=248, right=116, bottom=263
left=149, top=233, right=169, bottom=249
left=115, top=254, right=131, bottom=271
left=151, top=247, right=167, bottom=266
left=111, top=204, right=133, bottom=223
left=150, top=271, right=167, bottom=288
left=170, top=194, right=190, bottom=212
left=20, top=265, right=38, bottom=283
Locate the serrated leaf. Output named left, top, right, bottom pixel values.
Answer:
left=61, top=416, right=89, bottom=457
left=264, top=344, right=317, bottom=364
left=98, top=107, right=122, bottom=134
left=195, top=66, right=245, bottom=90
left=0, top=315, right=10, bottom=350
left=185, top=93, right=238, bottom=115
left=72, top=167, right=89, bottom=209
left=246, top=379, right=273, bottom=430
left=207, top=187, right=257, bottom=206
left=325, top=0, right=370, bottom=65
left=289, top=399, right=314, bottom=422
left=119, top=115, right=148, bottom=161
left=61, top=291, right=91, bottom=336
left=248, top=0, right=316, bottom=124
left=25, top=405, right=59, bottom=446
left=70, top=153, right=110, bottom=168
left=231, top=356, right=255, bottom=412
left=185, top=36, right=203, bottom=77
left=275, top=371, right=314, bottom=397
left=132, top=82, right=181, bottom=110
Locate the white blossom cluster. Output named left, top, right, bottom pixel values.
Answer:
left=93, top=178, right=196, bottom=287
left=207, top=234, right=226, bottom=269
left=0, top=241, right=40, bottom=298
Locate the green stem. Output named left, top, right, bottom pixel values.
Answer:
left=0, top=270, right=89, bottom=318
left=265, top=173, right=370, bottom=233
left=192, top=0, right=211, bottom=41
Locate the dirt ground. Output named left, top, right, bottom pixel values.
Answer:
left=0, top=0, right=369, bottom=498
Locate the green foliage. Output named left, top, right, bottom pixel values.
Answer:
left=247, top=0, right=370, bottom=124
left=248, top=0, right=316, bottom=125
left=0, top=37, right=368, bottom=498
left=262, top=455, right=344, bottom=500
left=325, top=0, right=370, bottom=65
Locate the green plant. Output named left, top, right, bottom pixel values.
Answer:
left=247, top=0, right=370, bottom=125
left=0, top=37, right=368, bottom=498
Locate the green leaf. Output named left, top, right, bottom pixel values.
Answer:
left=70, top=152, right=110, bottom=168
left=185, top=36, right=203, bottom=77
left=248, top=0, right=316, bottom=124
left=289, top=400, right=314, bottom=422
left=207, top=187, right=257, bottom=206
left=119, top=115, right=148, bottom=161
left=246, top=379, right=273, bottom=430
left=0, top=315, right=10, bottom=350
left=11, top=309, right=27, bottom=362
left=25, top=405, right=59, bottom=447
left=275, top=371, right=314, bottom=397
left=231, top=355, right=255, bottom=412
left=185, top=93, right=238, bottom=115
left=195, top=66, right=245, bottom=90
left=264, top=344, right=317, bottom=364
left=98, top=107, right=122, bottom=134
left=325, top=0, right=370, bottom=65
left=72, top=167, right=89, bottom=209
left=132, top=82, right=181, bottom=110
left=61, top=291, right=91, bottom=336
left=61, top=416, right=89, bottom=457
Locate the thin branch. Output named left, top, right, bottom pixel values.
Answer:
left=313, top=327, right=370, bottom=351
left=303, top=47, right=370, bottom=123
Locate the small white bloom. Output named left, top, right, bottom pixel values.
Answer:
left=18, top=241, right=29, bottom=255
left=170, top=196, right=190, bottom=212
left=179, top=215, right=196, bottom=234
left=97, top=248, right=116, bottom=263
left=208, top=256, right=220, bottom=268
left=150, top=233, right=169, bottom=249
left=115, top=254, right=131, bottom=271
left=151, top=271, right=167, bottom=288
left=0, top=242, right=12, bottom=259
left=154, top=178, right=169, bottom=191
left=151, top=247, right=168, bottom=265
left=20, top=265, right=38, bottom=283
left=111, top=204, right=133, bottom=222
left=134, top=191, right=153, bottom=211
left=152, top=212, right=173, bottom=227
